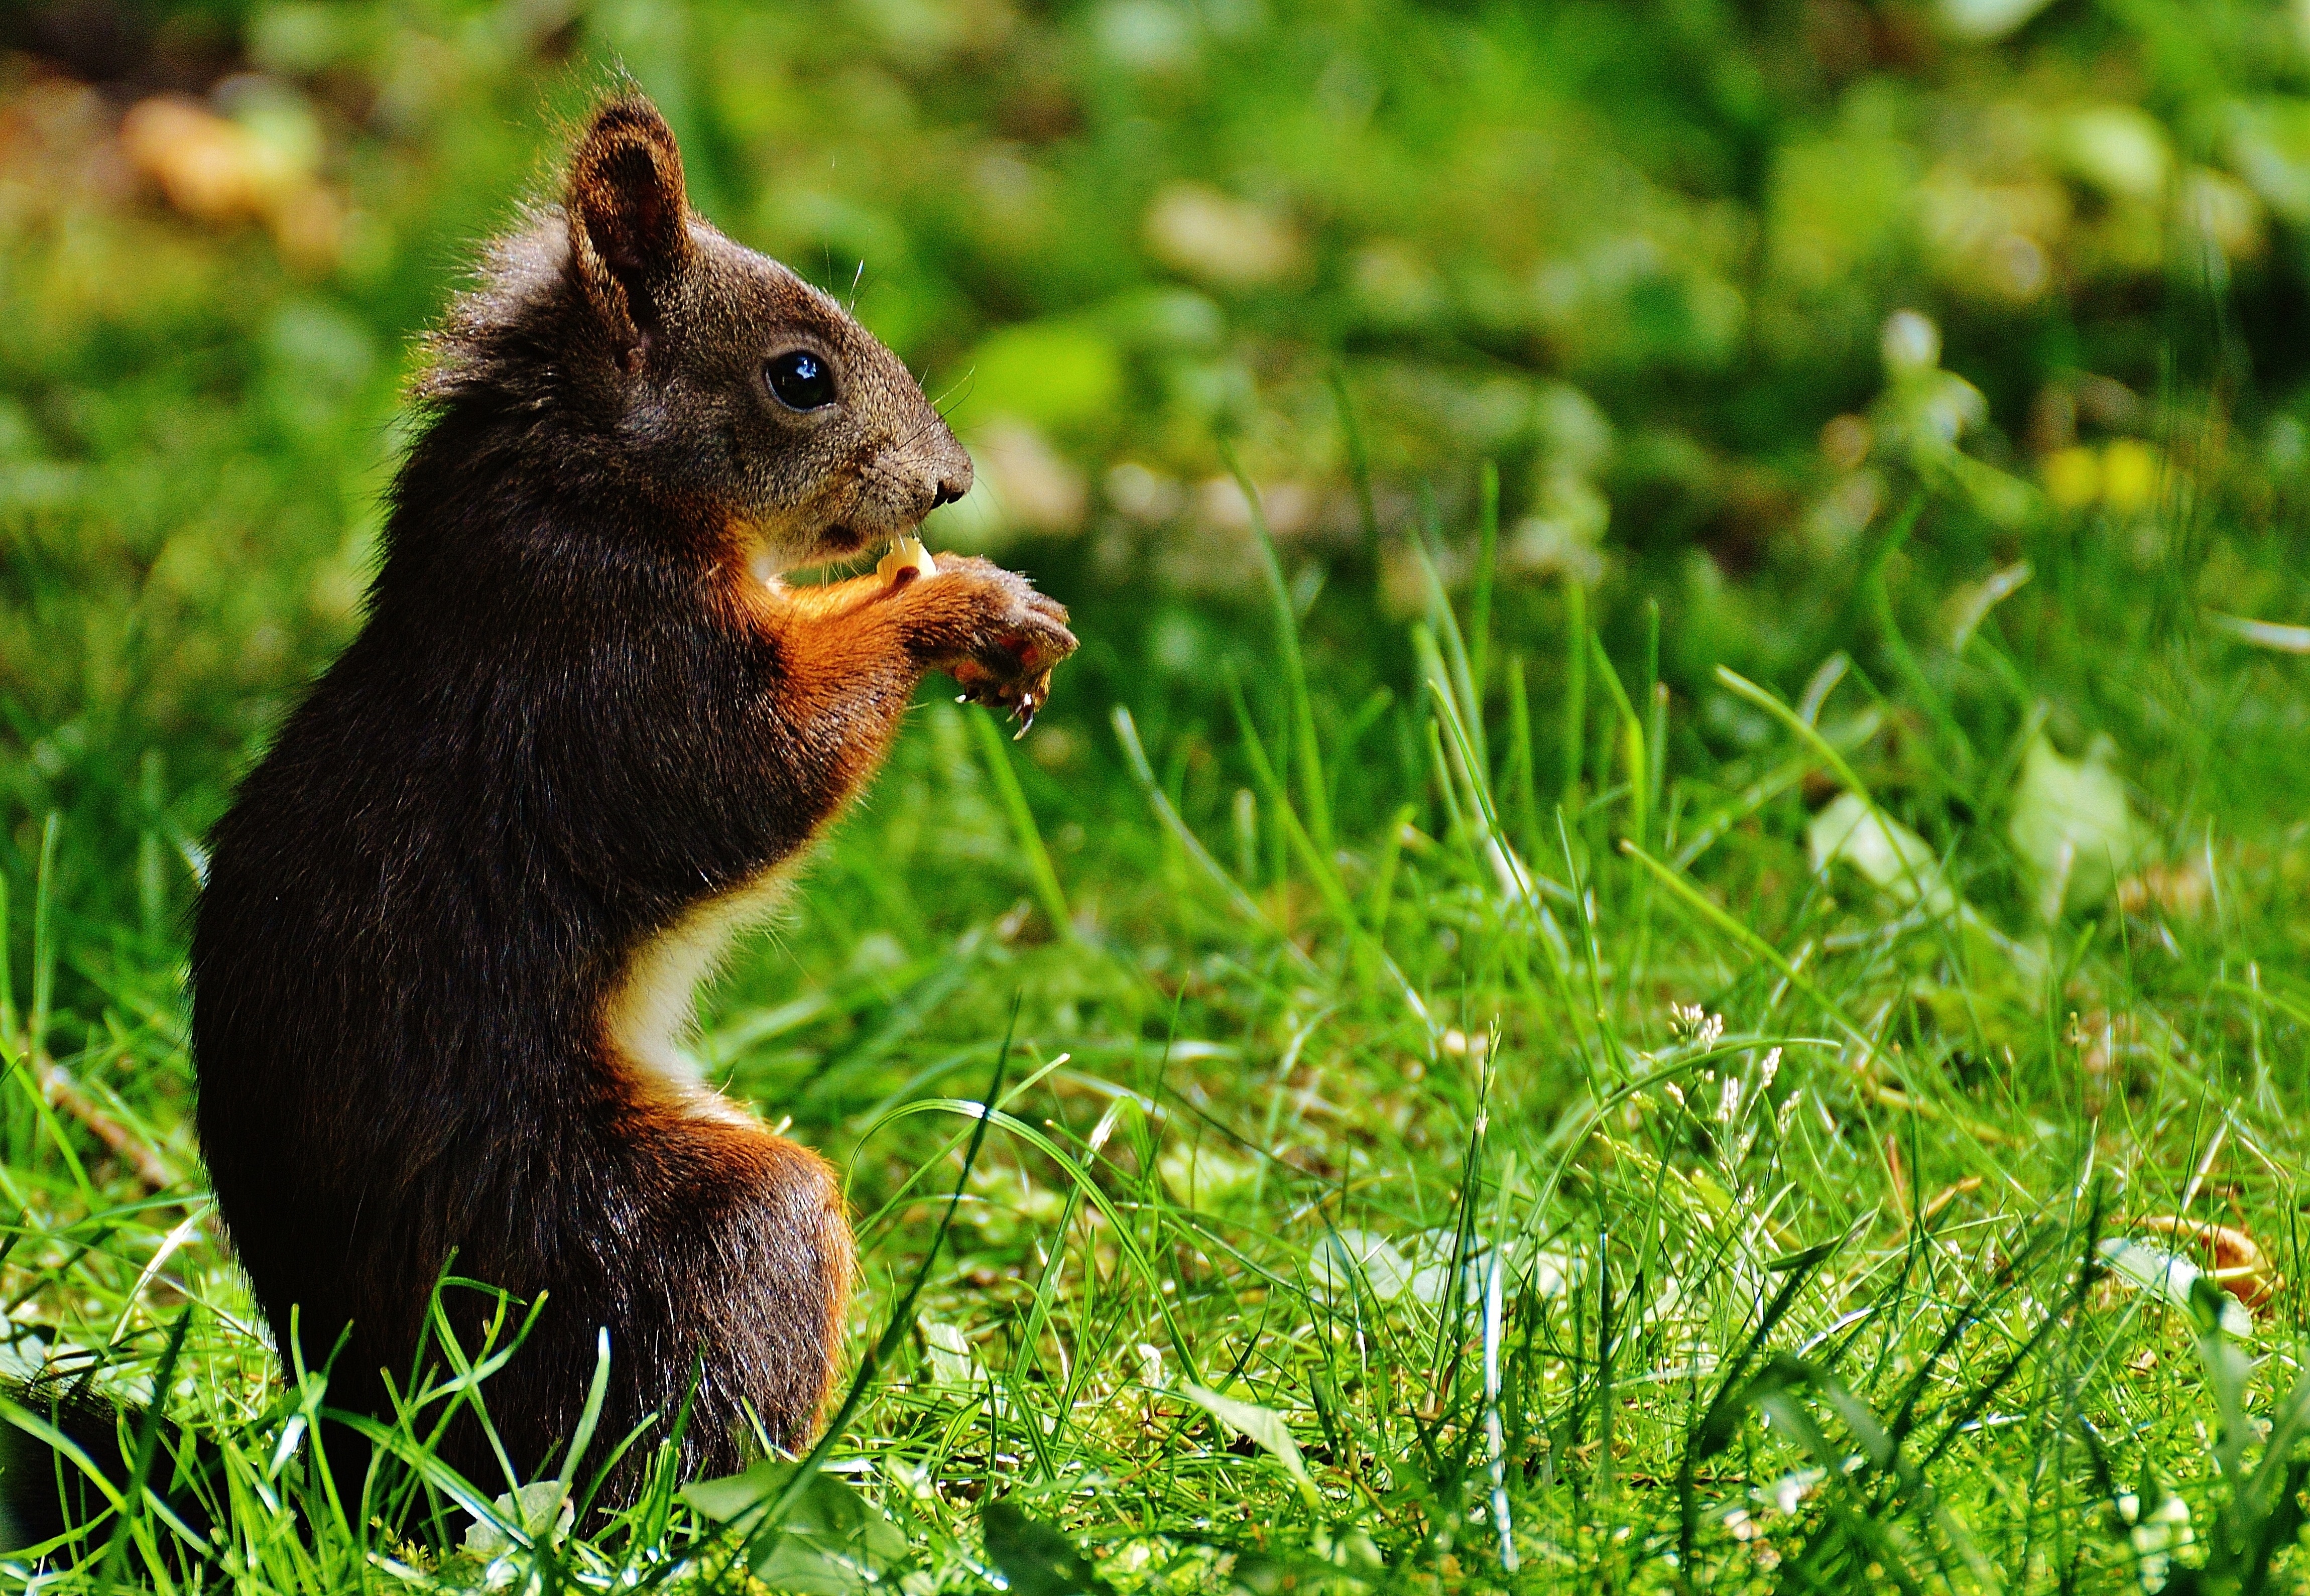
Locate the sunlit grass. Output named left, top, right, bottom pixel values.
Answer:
left=2, top=463, right=2308, bottom=1592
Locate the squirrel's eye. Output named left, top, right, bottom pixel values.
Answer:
left=766, top=350, right=836, bottom=411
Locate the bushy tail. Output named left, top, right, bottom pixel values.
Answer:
left=0, top=1320, right=225, bottom=1570
left=0, top=1385, right=202, bottom=1546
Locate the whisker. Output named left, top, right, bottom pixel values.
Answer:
left=890, top=413, right=949, bottom=453
left=931, top=370, right=977, bottom=419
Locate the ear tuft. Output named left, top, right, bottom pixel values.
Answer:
left=566, top=94, right=693, bottom=368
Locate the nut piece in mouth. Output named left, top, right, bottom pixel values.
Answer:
left=876, top=535, right=938, bottom=586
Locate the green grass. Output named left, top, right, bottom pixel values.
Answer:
left=7, top=459, right=2310, bottom=1591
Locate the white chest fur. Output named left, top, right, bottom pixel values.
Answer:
left=602, top=864, right=798, bottom=1113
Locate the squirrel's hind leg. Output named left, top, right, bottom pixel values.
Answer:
left=460, top=1117, right=854, bottom=1508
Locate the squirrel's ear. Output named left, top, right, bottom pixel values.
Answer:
left=566, top=95, right=693, bottom=371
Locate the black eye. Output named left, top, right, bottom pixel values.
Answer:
left=766, top=350, right=836, bottom=411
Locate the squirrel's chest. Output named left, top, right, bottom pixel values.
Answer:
left=600, top=864, right=799, bottom=1112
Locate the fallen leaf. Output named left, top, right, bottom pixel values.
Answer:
left=1806, top=792, right=1956, bottom=916
left=1178, top=1382, right=1318, bottom=1505
left=984, top=1499, right=1119, bottom=1596
left=2132, top=1215, right=2279, bottom=1309
left=118, top=92, right=340, bottom=269
left=1157, top=1141, right=1259, bottom=1208
left=2097, top=1237, right=2253, bottom=1335
left=2057, top=105, right=2173, bottom=201
left=921, top=1318, right=986, bottom=1386
left=463, top=1480, right=571, bottom=1559
left=1311, top=1228, right=1413, bottom=1301
left=2007, top=734, right=2146, bottom=919
left=682, top=1464, right=913, bottom=1592
left=1937, top=0, right=2057, bottom=40
left=1944, top=561, right=2033, bottom=650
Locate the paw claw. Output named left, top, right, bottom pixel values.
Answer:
left=909, top=559, right=1075, bottom=723
left=1010, top=681, right=1047, bottom=736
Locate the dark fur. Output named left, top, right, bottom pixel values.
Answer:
left=26, top=93, right=1076, bottom=1533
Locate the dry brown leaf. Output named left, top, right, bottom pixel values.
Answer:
left=118, top=96, right=339, bottom=269
left=2131, top=1214, right=2279, bottom=1309
left=2116, top=858, right=2211, bottom=919
left=1919, top=1175, right=1982, bottom=1225
left=121, top=97, right=295, bottom=224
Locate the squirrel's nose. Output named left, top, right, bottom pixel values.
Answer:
left=930, top=458, right=972, bottom=509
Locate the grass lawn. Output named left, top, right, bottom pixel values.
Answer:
left=9, top=456, right=2310, bottom=1591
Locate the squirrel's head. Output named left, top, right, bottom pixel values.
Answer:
left=429, top=94, right=972, bottom=571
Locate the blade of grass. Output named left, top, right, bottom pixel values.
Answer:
left=1331, top=366, right=1381, bottom=562
left=1223, top=678, right=1438, bottom=1039
left=1644, top=600, right=1667, bottom=832
left=556, top=1327, right=613, bottom=1500
left=1590, top=636, right=1645, bottom=846
left=1506, top=655, right=1539, bottom=860
left=1713, top=666, right=1954, bottom=931
left=1364, top=803, right=1415, bottom=937
left=1223, top=677, right=1355, bottom=933
left=1219, top=440, right=1331, bottom=853
left=0, top=872, right=15, bottom=1048
left=30, top=812, right=59, bottom=1064
left=1111, top=707, right=1309, bottom=969
left=1869, top=575, right=1973, bottom=776
left=1562, top=578, right=1587, bottom=808
left=1413, top=536, right=1487, bottom=776
left=1471, top=460, right=1500, bottom=703
left=968, top=706, right=1072, bottom=940
left=863, top=1099, right=1204, bottom=1387
left=99, top=1306, right=195, bottom=1583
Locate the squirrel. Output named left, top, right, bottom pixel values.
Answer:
left=7, top=91, right=1076, bottom=1545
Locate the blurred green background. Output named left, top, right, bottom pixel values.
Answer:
left=7, top=0, right=2310, bottom=956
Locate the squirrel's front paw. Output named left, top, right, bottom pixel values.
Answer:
left=904, top=556, right=1077, bottom=733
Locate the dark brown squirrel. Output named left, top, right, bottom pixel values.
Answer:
left=11, top=92, right=1075, bottom=1541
